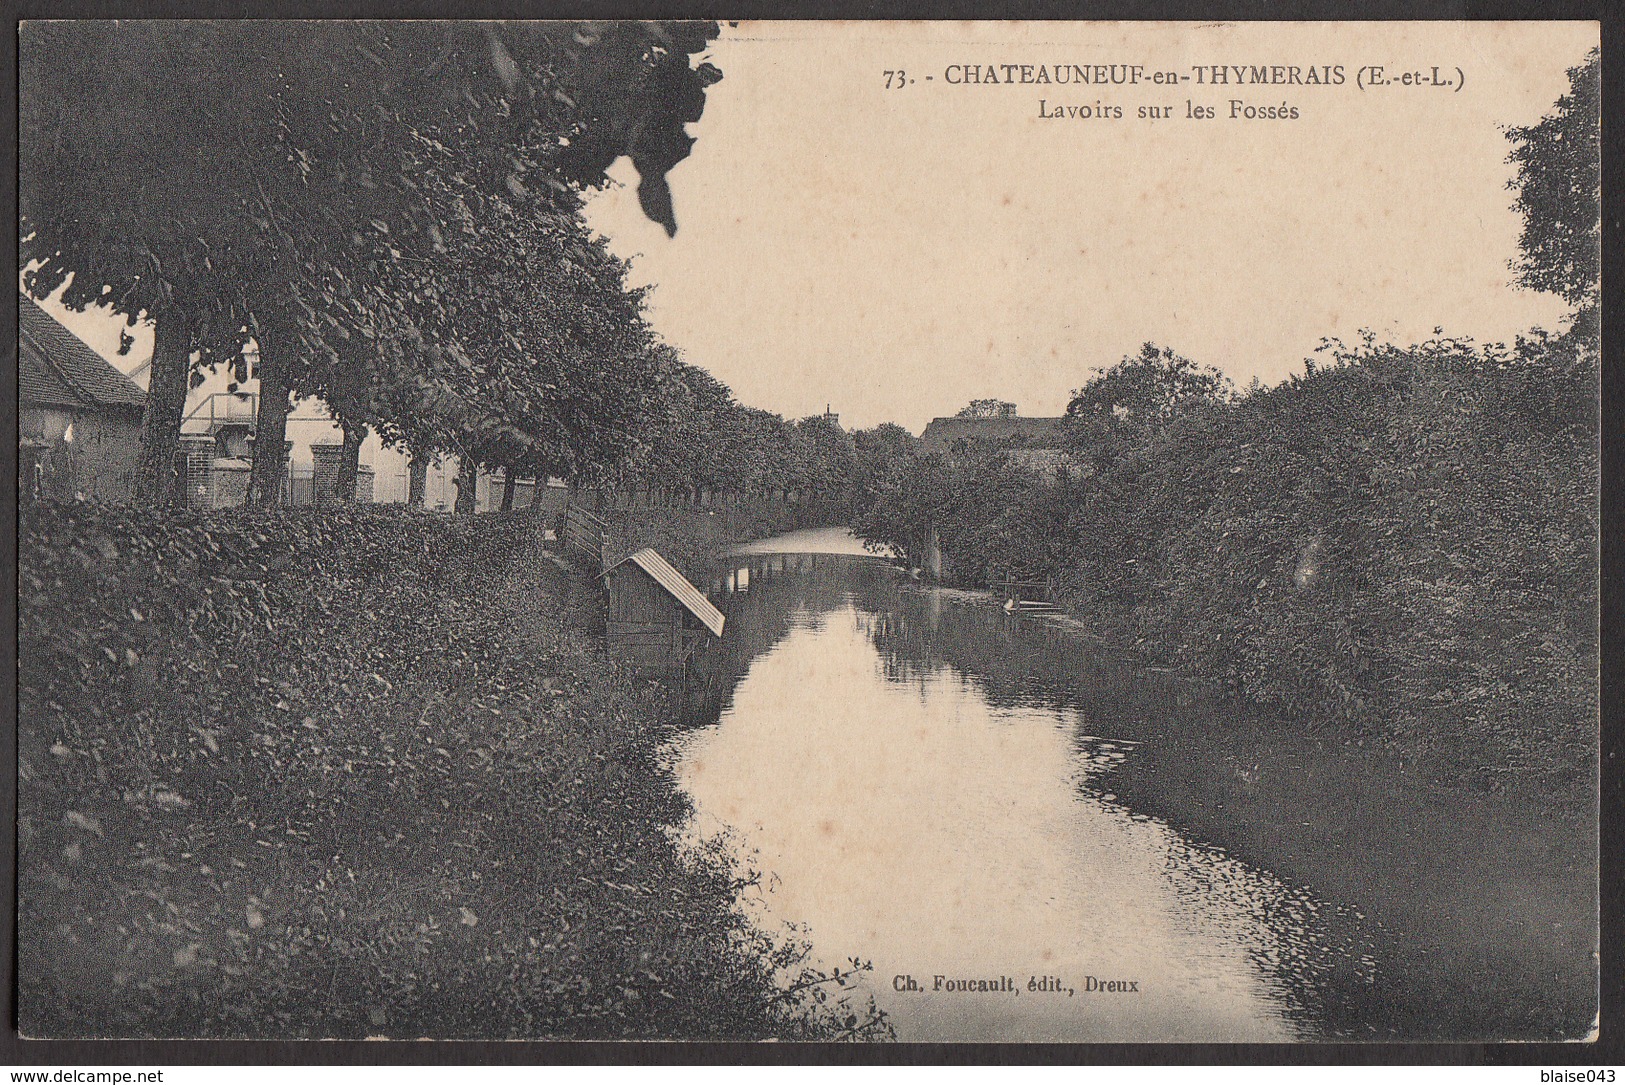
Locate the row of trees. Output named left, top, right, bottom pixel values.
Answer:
left=589, top=357, right=920, bottom=515
left=21, top=21, right=727, bottom=512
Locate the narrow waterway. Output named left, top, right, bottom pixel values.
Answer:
left=663, top=530, right=1596, bottom=1043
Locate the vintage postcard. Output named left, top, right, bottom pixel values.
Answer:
left=16, top=20, right=1600, bottom=1045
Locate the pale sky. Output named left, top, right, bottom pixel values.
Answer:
left=582, top=21, right=1594, bottom=432
left=36, top=21, right=1594, bottom=436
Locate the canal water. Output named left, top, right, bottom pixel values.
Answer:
left=662, top=530, right=1596, bottom=1043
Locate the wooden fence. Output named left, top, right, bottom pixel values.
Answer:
left=561, top=503, right=607, bottom=569
left=988, top=571, right=1058, bottom=612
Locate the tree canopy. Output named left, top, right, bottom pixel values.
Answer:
left=1063, top=343, right=1234, bottom=468
left=20, top=20, right=725, bottom=507
left=1505, top=47, right=1600, bottom=316
left=955, top=399, right=1018, bottom=419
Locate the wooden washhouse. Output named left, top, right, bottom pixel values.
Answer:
left=602, top=548, right=727, bottom=673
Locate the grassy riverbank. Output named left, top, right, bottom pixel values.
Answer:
left=18, top=503, right=878, bottom=1040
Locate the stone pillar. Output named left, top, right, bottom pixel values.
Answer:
left=210, top=459, right=252, bottom=508
left=355, top=465, right=375, bottom=504
left=177, top=436, right=216, bottom=509
left=310, top=443, right=344, bottom=507
left=278, top=440, right=293, bottom=505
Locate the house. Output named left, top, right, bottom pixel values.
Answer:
left=602, top=548, right=726, bottom=673
left=918, top=414, right=1074, bottom=472
left=29, top=292, right=568, bottom=510
left=158, top=341, right=384, bottom=509
left=145, top=335, right=555, bottom=511
left=19, top=293, right=148, bottom=503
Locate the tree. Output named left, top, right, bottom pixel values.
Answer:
left=794, top=414, right=858, bottom=499
left=1506, top=47, right=1600, bottom=321
left=454, top=456, right=478, bottom=517
left=623, top=358, right=740, bottom=499
left=852, top=423, right=920, bottom=510
left=1063, top=343, right=1234, bottom=468
left=407, top=450, right=433, bottom=508
left=20, top=22, right=277, bottom=504
left=358, top=142, right=669, bottom=513
left=335, top=421, right=369, bottom=504
left=21, top=21, right=724, bottom=510
left=955, top=399, right=1018, bottom=418
left=747, top=411, right=809, bottom=499
left=852, top=453, right=956, bottom=569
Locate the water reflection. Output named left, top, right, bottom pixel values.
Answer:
left=667, top=554, right=1373, bottom=1042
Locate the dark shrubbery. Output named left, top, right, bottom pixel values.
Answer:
left=19, top=503, right=886, bottom=1039
left=857, top=331, right=1598, bottom=792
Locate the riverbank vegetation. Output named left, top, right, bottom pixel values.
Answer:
left=18, top=503, right=889, bottom=1039
left=853, top=51, right=1599, bottom=796
left=16, top=21, right=893, bottom=1040
left=860, top=330, right=1597, bottom=795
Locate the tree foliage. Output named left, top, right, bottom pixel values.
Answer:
left=20, top=20, right=724, bottom=507
left=855, top=332, right=1597, bottom=787
left=955, top=399, right=1017, bottom=418
left=1063, top=343, right=1234, bottom=468
left=851, top=423, right=920, bottom=510
left=1506, top=47, right=1600, bottom=314
left=600, top=358, right=864, bottom=507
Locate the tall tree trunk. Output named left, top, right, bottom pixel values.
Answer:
left=134, top=312, right=193, bottom=507
left=500, top=471, right=517, bottom=511
left=529, top=478, right=546, bottom=509
left=336, top=420, right=367, bottom=503
left=454, top=455, right=477, bottom=517
left=247, top=325, right=292, bottom=510
left=407, top=450, right=429, bottom=507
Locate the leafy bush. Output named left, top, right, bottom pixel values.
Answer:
left=18, top=503, right=887, bottom=1039
left=857, top=331, right=1598, bottom=792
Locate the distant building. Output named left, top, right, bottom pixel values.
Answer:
left=31, top=293, right=570, bottom=511
left=918, top=414, right=1071, bottom=468
left=134, top=337, right=558, bottom=511
left=19, top=293, right=148, bottom=503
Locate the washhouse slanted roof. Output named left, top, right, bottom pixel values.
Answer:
left=604, top=548, right=726, bottom=638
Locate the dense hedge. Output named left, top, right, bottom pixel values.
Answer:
left=863, top=331, right=1598, bottom=792
left=18, top=503, right=885, bottom=1039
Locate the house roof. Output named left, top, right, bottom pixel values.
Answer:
left=18, top=293, right=148, bottom=413
left=918, top=415, right=1066, bottom=454
left=18, top=344, right=86, bottom=409
left=604, top=548, right=727, bottom=638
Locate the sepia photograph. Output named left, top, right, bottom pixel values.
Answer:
left=15, top=19, right=1602, bottom=1046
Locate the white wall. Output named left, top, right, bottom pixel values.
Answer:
left=116, top=346, right=550, bottom=509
